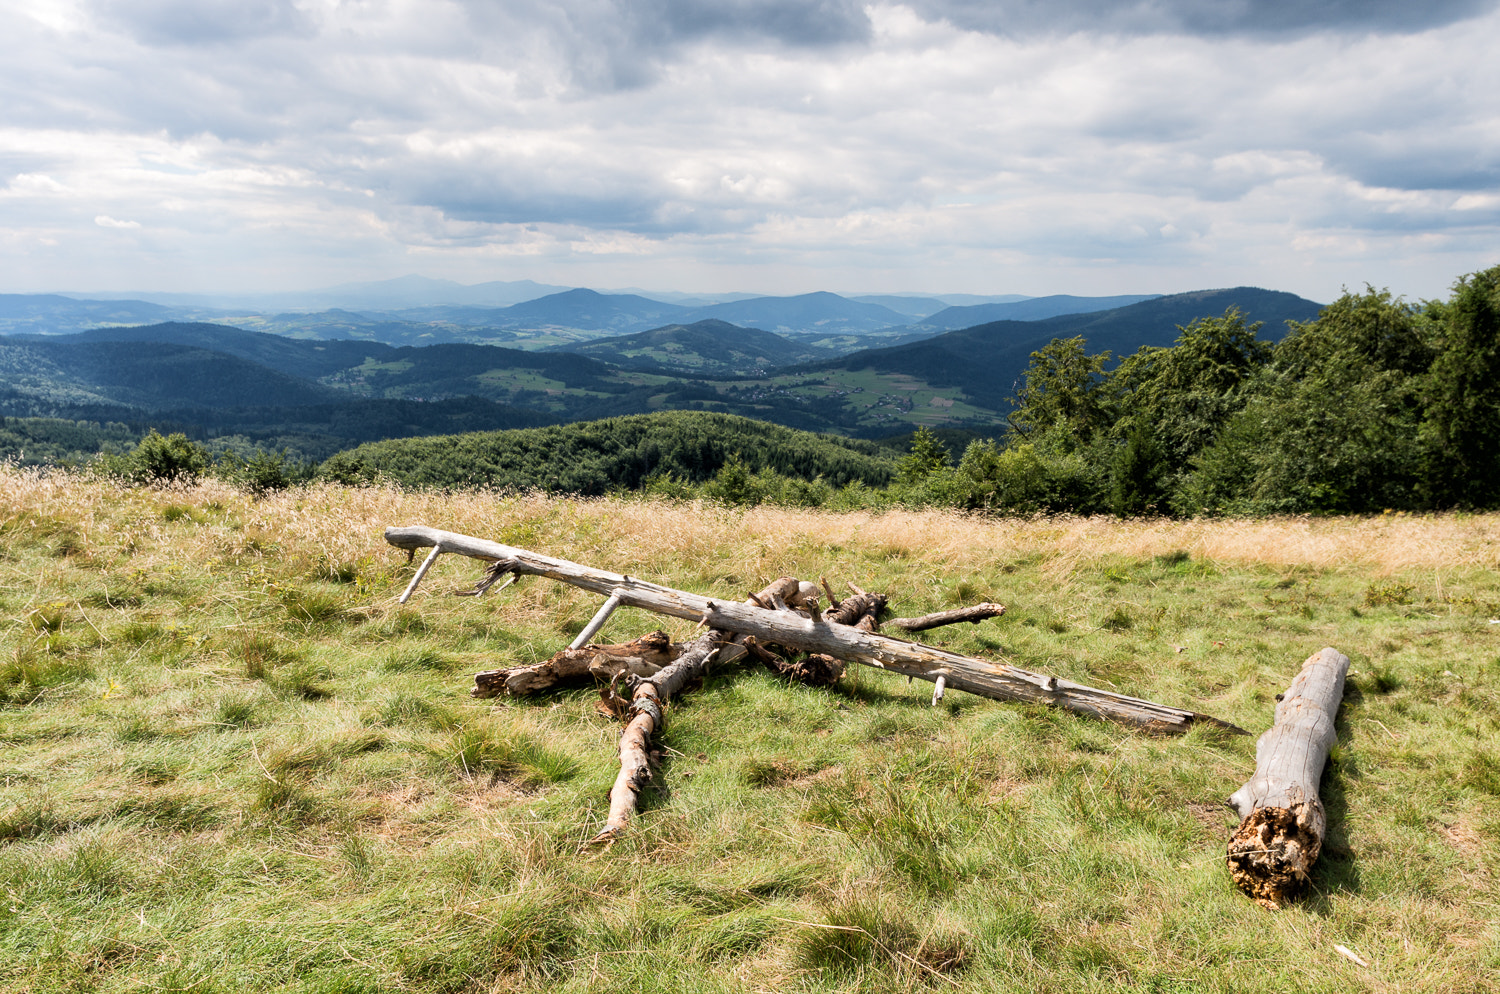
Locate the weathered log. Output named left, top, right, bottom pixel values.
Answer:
left=595, top=629, right=722, bottom=842
left=889, top=603, right=1006, bottom=632
left=471, top=631, right=678, bottom=698
left=384, top=526, right=1245, bottom=734
left=1226, top=646, right=1349, bottom=908
left=824, top=589, right=887, bottom=630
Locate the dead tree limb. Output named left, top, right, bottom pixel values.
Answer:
left=824, top=590, right=886, bottom=630
left=595, top=629, right=722, bottom=842
left=889, top=603, right=1006, bottom=632
left=472, top=631, right=678, bottom=698
left=384, top=526, right=1244, bottom=735
left=1226, top=646, right=1349, bottom=908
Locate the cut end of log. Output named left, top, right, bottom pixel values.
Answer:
left=1226, top=802, right=1325, bottom=908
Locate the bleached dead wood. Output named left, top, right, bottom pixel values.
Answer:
left=385, top=525, right=1244, bottom=734
left=1226, top=646, right=1349, bottom=908
left=889, top=603, right=1006, bottom=632
left=595, top=629, right=721, bottom=841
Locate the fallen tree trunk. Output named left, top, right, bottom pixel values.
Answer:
left=596, top=629, right=722, bottom=842
left=385, top=525, right=1244, bottom=734
left=472, top=631, right=678, bottom=698
left=1226, top=646, right=1349, bottom=908
left=889, top=603, right=1006, bottom=632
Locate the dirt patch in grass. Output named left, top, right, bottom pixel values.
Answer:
left=1187, top=802, right=1233, bottom=841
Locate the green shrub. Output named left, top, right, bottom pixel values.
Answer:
left=128, top=430, right=210, bottom=484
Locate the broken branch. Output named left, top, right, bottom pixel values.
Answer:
left=888, top=603, right=1006, bottom=632
left=385, top=526, right=1243, bottom=735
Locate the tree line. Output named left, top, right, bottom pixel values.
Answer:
left=47, top=264, right=1499, bottom=516
left=916, top=264, right=1500, bottom=516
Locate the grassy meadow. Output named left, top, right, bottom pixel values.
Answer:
left=2, top=467, right=1498, bottom=993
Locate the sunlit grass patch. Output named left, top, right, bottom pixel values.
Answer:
left=4, top=468, right=1500, bottom=993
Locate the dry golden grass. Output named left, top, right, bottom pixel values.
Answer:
left=4, top=466, right=1500, bottom=994
left=9, top=467, right=1495, bottom=581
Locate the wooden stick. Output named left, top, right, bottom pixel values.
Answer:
left=384, top=526, right=1244, bottom=734
left=889, top=603, right=1006, bottom=632
left=397, top=546, right=442, bottom=604
left=570, top=590, right=623, bottom=649
left=1226, top=646, right=1349, bottom=908
left=594, top=629, right=721, bottom=841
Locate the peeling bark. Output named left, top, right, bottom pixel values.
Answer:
left=888, top=603, right=1006, bottom=632
left=1226, top=646, right=1349, bottom=908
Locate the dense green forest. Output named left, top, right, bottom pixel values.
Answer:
left=319, top=411, right=897, bottom=495
left=885, top=265, right=1500, bottom=515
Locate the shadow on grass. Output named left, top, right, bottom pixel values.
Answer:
left=1306, top=711, right=1362, bottom=909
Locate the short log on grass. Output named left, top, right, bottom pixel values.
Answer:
left=595, top=628, right=722, bottom=842
left=385, top=525, right=1244, bottom=735
left=1226, top=646, right=1349, bottom=908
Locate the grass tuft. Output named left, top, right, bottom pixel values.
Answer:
left=442, top=724, right=581, bottom=787
left=0, top=646, right=92, bottom=705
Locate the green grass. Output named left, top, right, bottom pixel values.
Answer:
left=1, top=472, right=1498, bottom=992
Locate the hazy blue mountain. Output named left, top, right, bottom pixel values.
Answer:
left=34, top=322, right=397, bottom=378
left=399, top=288, right=692, bottom=333
left=847, top=295, right=949, bottom=318
left=819, top=287, right=1324, bottom=411
left=0, top=294, right=181, bottom=334
left=679, top=291, right=909, bottom=334
left=58, top=275, right=573, bottom=312
left=310, top=275, right=569, bottom=309
left=928, top=293, right=1031, bottom=307
left=908, top=294, right=1164, bottom=333
left=547, top=319, right=834, bottom=375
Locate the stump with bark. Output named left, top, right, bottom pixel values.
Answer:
left=1226, top=646, right=1349, bottom=908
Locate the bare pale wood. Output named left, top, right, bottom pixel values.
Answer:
left=385, top=525, right=1244, bottom=734
left=889, top=603, right=1006, bottom=632
left=1226, top=646, right=1349, bottom=907
left=595, top=629, right=721, bottom=841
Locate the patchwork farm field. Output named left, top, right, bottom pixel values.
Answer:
left=2, top=468, right=1498, bottom=993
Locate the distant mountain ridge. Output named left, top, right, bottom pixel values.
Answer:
left=1, top=285, right=1328, bottom=461
left=546, top=319, right=834, bottom=375
left=818, top=287, right=1322, bottom=411
left=910, top=294, right=1163, bottom=332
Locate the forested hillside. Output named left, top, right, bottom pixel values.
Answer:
left=823, top=287, right=1322, bottom=412
left=886, top=266, right=1500, bottom=515
left=320, top=411, right=896, bottom=493
left=548, top=320, right=833, bottom=375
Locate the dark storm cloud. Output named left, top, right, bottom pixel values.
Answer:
left=641, top=0, right=870, bottom=46
left=908, top=0, right=1497, bottom=36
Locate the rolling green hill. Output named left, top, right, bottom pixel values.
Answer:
left=320, top=411, right=896, bottom=493
left=36, top=322, right=397, bottom=378
left=0, top=287, right=1328, bottom=460
left=810, top=287, right=1323, bottom=413
left=547, top=319, right=833, bottom=375
left=0, top=338, right=339, bottom=413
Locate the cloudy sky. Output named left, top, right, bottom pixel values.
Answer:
left=3, top=0, right=1498, bottom=300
